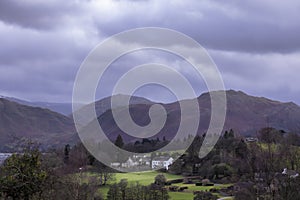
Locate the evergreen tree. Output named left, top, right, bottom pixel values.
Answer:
left=0, top=144, right=47, bottom=200
left=115, top=134, right=124, bottom=148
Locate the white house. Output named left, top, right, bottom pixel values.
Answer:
left=245, top=137, right=258, bottom=143
left=122, top=157, right=139, bottom=168
left=282, top=168, right=299, bottom=178
left=111, top=154, right=151, bottom=168
left=152, top=156, right=174, bottom=170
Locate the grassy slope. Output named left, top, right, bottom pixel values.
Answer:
left=98, top=171, right=182, bottom=199
left=97, top=171, right=231, bottom=200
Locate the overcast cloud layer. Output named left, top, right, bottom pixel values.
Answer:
left=0, top=0, right=300, bottom=104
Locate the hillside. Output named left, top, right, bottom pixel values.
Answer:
left=91, top=90, right=300, bottom=142
left=1, top=95, right=73, bottom=116
left=2, top=90, right=300, bottom=151
left=0, top=98, right=76, bottom=151
left=72, top=94, right=155, bottom=125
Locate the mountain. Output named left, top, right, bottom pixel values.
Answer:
left=87, top=90, right=300, bottom=143
left=0, top=98, right=76, bottom=152
left=0, top=95, right=73, bottom=116
left=2, top=90, right=300, bottom=151
left=0, top=94, right=156, bottom=152
left=72, top=94, right=155, bottom=125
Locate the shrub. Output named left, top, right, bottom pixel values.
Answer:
left=179, top=187, right=188, bottom=192
left=195, top=182, right=202, bottom=186
left=166, top=178, right=183, bottom=185
left=169, top=186, right=179, bottom=192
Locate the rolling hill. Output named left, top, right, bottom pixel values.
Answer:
left=89, top=90, right=300, bottom=143
left=1, top=90, right=300, bottom=151
left=0, top=95, right=74, bottom=116
left=0, top=98, right=76, bottom=151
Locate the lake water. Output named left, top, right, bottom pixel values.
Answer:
left=0, top=153, right=12, bottom=165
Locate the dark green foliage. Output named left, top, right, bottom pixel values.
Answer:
left=107, top=178, right=169, bottom=200
left=211, top=163, right=234, bottom=179
left=277, top=176, right=300, bottom=199
left=107, top=183, right=122, bottom=200
left=154, top=174, right=167, bottom=186
left=224, top=129, right=235, bottom=139
left=258, top=127, right=283, bottom=144
left=195, top=182, right=202, bottom=186
left=0, top=144, right=47, bottom=200
left=115, top=134, right=124, bottom=148
left=234, top=188, right=256, bottom=200
left=64, top=144, right=70, bottom=164
left=235, top=139, right=249, bottom=159
left=193, top=191, right=217, bottom=200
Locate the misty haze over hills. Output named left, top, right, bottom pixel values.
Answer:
left=1, top=90, right=300, bottom=151
left=0, top=95, right=73, bottom=116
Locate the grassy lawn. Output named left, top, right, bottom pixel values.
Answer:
left=98, top=171, right=183, bottom=199
left=88, top=171, right=232, bottom=200
left=169, top=183, right=232, bottom=200
left=171, top=183, right=232, bottom=191
left=169, top=191, right=194, bottom=200
left=114, top=171, right=183, bottom=185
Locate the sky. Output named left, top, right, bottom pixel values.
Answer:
left=0, top=0, right=300, bottom=104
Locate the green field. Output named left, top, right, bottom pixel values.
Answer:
left=95, top=171, right=232, bottom=200
left=114, top=171, right=182, bottom=185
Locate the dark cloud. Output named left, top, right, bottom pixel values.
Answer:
left=0, top=0, right=300, bottom=104
left=92, top=0, right=300, bottom=53
left=0, top=0, right=81, bottom=30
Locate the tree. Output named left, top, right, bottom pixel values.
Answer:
left=107, top=183, right=121, bottom=200
left=154, top=174, right=167, bottom=186
left=119, top=179, right=128, bottom=200
left=224, top=129, right=234, bottom=139
left=258, top=127, right=282, bottom=144
left=92, top=160, right=115, bottom=186
left=115, top=134, right=124, bottom=148
left=187, top=135, right=203, bottom=159
left=107, top=178, right=169, bottom=200
left=235, top=188, right=256, bottom=200
left=278, top=176, right=300, bottom=199
left=235, top=139, right=249, bottom=159
left=0, top=144, right=47, bottom=200
left=194, top=191, right=217, bottom=200
left=64, top=144, right=70, bottom=164
left=211, top=163, right=234, bottom=179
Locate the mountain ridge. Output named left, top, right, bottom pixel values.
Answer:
left=0, top=98, right=76, bottom=151
left=1, top=90, right=300, bottom=151
left=89, top=90, right=300, bottom=143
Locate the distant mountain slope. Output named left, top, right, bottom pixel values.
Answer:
left=222, top=90, right=300, bottom=135
left=89, top=90, right=300, bottom=143
left=2, top=90, right=300, bottom=151
left=0, top=96, right=73, bottom=116
left=72, top=94, right=155, bottom=125
left=0, top=98, right=76, bottom=151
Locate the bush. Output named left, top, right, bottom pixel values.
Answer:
left=235, top=188, right=256, bottom=200
left=195, top=182, right=202, bottom=186
left=155, top=174, right=167, bottom=186
left=166, top=178, right=183, bottom=185
left=183, top=178, right=193, bottom=184
left=209, top=188, right=218, bottom=193
left=169, top=186, right=179, bottom=192
left=194, top=191, right=217, bottom=200
left=179, top=187, right=188, bottom=192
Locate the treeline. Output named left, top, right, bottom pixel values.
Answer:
left=168, top=127, right=300, bottom=199
left=0, top=142, right=112, bottom=200
left=107, top=175, right=169, bottom=200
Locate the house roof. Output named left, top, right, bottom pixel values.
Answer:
left=152, top=156, right=173, bottom=161
left=282, top=168, right=299, bottom=178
